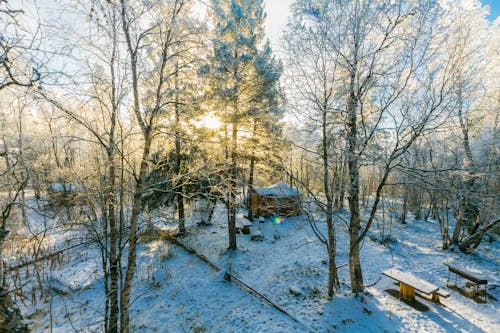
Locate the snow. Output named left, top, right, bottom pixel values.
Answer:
left=49, top=256, right=101, bottom=292
left=8, top=197, right=500, bottom=333
left=26, top=242, right=304, bottom=333
left=130, top=243, right=305, bottom=333
left=176, top=204, right=499, bottom=332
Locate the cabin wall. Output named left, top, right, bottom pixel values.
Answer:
left=251, top=193, right=302, bottom=217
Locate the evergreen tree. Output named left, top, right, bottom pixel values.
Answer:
left=206, top=0, right=283, bottom=250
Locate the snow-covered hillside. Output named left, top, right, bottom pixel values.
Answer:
left=17, top=203, right=499, bottom=332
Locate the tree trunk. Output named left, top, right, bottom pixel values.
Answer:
left=322, top=107, right=339, bottom=298
left=457, top=87, right=479, bottom=231
left=414, top=189, right=422, bottom=220
left=451, top=205, right=464, bottom=245
left=347, top=124, right=364, bottom=293
left=326, top=202, right=339, bottom=298
left=107, top=155, right=119, bottom=333
left=100, top=239, right=110, bottom=333
left=334, top=158, right=346, bottom=210
left=247, top=156, right=255, bottom=221
left=346, top=39, right=364, bottom=293
left=459, top=218, right=499, bottom=254
left=119, top=1, right=153, bottom=328
left=228, top=121, right=238, bottom=250
left=0, top=229, right=7, bottom=290
left=177, top=190, right=185, bottom=233
left=434, top=203, right=450, bottom=250
left=247, top=120, right=257, bottom=221
left=348, top=232, right=363, bottom=294
left=120, top=132, right=152, bottom=332
left=401, top=187, right=408, bottom=224
left=106, top=19, right=120, bottom=331
left=175, top=66, right=185, bottom=234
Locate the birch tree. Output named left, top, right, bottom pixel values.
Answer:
left=117, top=1, right=195, bottom=330
left=440, top=0, right=489, bottom=247
left=403, top=1, right=499, bottom=254
left=286, top=0, right=453, bottom=293
left=284, top=1, right=343, bottom=297
left=0, top=2, right=46, bottom=329
left=0, top=1, right=46, bottom=91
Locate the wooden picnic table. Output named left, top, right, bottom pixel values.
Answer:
left=444, top=263, right=488, bottom=302
left=383, top=269, right=449, bottom=303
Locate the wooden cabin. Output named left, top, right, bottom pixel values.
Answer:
left=249, top=182, right=303, bottom=217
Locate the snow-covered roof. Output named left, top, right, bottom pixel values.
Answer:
left=50, top=183, right=83, bottom=192
left=254, top=182, right=303, bottom=197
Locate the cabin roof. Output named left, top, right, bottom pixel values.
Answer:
left=50, top=183, right=83, bottom=192
left=254, top=182, right=302, bottom=197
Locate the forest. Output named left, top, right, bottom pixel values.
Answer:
left=0, top=0, right=498, bottom=332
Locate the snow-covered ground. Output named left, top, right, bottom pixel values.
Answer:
left=27, top=241, right=303, bottom=333
left=10, top=200, right=499, bottom=332
left=176, top=204, right=499, bottom=332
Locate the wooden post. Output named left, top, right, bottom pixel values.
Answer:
left=400, top=283, right=415, bottom=300
left=242, top=225, right=251, bottom=234
left=251, top=194, right=258, bottom=217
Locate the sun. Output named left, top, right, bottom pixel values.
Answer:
left=197, top=113, right=222, bottom=130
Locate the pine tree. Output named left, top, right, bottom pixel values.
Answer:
left=206, top=0, right=283, bottom=250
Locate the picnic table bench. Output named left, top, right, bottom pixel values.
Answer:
left=383, top=269, right=450, bottom=303
left=444, top=263, right=488, bottom=302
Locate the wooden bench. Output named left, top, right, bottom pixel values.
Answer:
left=444, top=263, right=488, bottom=302
left=432, top=289, right=450, bottom=303
left=383, top=269, right=449, bottom=303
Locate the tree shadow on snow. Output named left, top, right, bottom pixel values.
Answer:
left=427, top=300, right=489, bottom=333
left=318, top=294, right=401, bottom=332
left=383, top=288, right=488, bottom=332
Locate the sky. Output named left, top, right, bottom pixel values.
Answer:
left=263, top=0, right=293, bottom=48
left=9, top=0, right=499, bottom=55
left=481, top=0, right=500, bottom=20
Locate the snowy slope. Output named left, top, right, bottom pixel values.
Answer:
left=15, top=200, right=499, bottom=332
left=179, top=205, right=499, bottom=332
left=23, top=238, right=304, bottom=332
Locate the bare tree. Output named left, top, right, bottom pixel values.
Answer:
left=35, top=0, right=197, bottom=331
left=0, top=0, right=53, bottom=92
left=284, top=2, right=342, bottom=297
left=0, top=2, right=48, bottom=330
